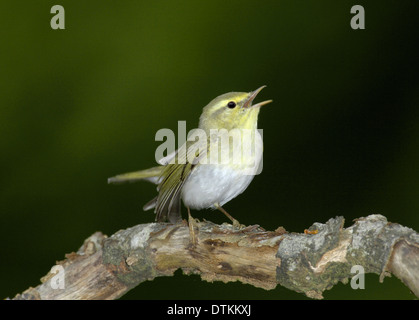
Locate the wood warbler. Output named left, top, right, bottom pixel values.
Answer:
left=108, top=86, right=272, bottom=226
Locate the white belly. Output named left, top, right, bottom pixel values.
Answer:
left=181, top=130, right=263, bottom=209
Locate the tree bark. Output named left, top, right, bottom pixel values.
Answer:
left=11, top=214, right=419, bottom=300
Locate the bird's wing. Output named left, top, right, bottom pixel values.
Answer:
left=154, top=129, right=209, bottom=222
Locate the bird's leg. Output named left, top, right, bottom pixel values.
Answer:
left=187, top=206, right=198, bottom=245
left=214, top=203, right=244, bottom=229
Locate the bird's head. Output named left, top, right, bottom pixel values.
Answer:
left=199, top=86, right=272, bottom=132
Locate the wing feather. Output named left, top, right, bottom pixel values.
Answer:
left=154, top=130, right=208, bottom=222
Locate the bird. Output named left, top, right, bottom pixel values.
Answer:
left=108, top=86, right=272, bottom=227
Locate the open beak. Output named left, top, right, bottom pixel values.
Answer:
left=243, top=85, right=273, bottom=109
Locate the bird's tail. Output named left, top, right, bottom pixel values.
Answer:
left=108, top=165, right=181, bottom=222
left=107, top=166, right=164, bottom=185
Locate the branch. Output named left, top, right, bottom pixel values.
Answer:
left=12, top=214, right=419, bottom=300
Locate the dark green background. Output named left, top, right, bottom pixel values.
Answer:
left=1, top=0, right=418, bottom=300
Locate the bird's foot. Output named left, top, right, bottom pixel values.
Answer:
left=231, top=218, right=246, bottom=230
left=215, top=204, right=245, bottom=229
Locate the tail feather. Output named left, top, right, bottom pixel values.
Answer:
left=109, top=165, right=182, bottom=223
left=108, top=166, right=163, bottom=184
left=143, top=197, right=157, bottom=211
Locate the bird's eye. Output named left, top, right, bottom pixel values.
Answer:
left=227, top=101, right=236, bottom=108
